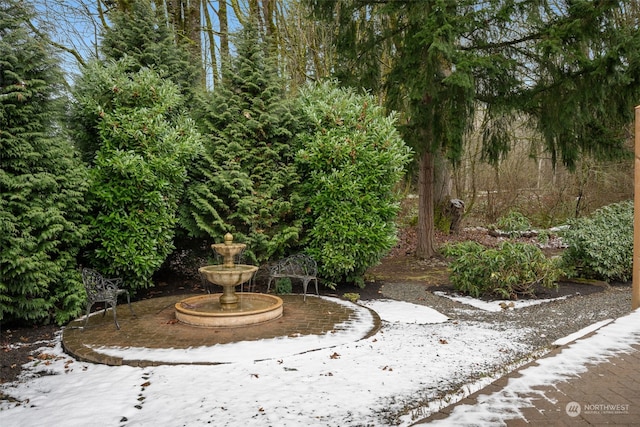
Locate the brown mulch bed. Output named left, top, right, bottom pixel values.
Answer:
left=1, top=324, right=59, bottom=386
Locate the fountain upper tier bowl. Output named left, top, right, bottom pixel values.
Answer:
left=198, top=264, right=258, bottom=287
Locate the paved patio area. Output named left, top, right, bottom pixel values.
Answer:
left=414, top=317, right=640, bottom=425
left=62, top=294, right=380, bottom=367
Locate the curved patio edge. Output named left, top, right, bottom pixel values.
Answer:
left=62, top=294, right=381, bottom=366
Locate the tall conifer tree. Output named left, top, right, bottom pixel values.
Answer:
left=101, top=0, right=202, bottom=93
left=0, top=0, right=88, bottom=324
left=183, top=22, right=301, bottom=263
left=310, top=0, right=640, bottom=258
left=74, top=0, right=203, bottom=162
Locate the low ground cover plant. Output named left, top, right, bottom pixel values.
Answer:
left=442, top=241, right=563, bottom=299
left=275, top=278, right=293, bottom=295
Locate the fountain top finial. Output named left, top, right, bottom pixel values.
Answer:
left=224, top=232, right=233, bottom=245
left=212, top=233, right=245, bottom=268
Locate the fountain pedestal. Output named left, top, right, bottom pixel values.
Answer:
left=174, top=233, right=283, bottom=328
left=220, top=286, right=238, bottom=309
left=199, top=264, right=258, bottom=310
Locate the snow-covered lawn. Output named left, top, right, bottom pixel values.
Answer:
left=1, top=296, right=638, bottom=426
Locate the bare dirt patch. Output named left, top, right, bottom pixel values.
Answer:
left=1, top=324, right=59, bottom=388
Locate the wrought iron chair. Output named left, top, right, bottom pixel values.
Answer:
left=266, top=254, right=318, bottom=301
left=81, top=268, right=135, bottom=330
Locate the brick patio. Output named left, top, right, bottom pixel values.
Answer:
left=414, top=336, right=640, bottom=425
left=62, top=294, right=380, bottom=367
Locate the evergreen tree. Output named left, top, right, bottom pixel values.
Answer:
left=102, top=0, right=202, bottom=97
left=72, top=59, right=203, bottom=290
left=0, top=0, right=88, bottom=325
left=72, top=0, right=202, bottom=162
left=310, top=0, right=640, bottom=258
left=182, top=22, right=301, bottom=263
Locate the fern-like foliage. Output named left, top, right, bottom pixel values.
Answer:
left=1, top=0, right=88, bottom=325
left=182, top=22, right=301, bottom=263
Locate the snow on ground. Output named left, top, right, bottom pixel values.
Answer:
left=361, top=299, right=449, bottom=324
left=1, top=298, right=638, bottom=427
left=433, top=290, right=571, bottom=312
left=424, top=309, right=640, bottom=426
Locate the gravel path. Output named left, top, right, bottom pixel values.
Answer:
left=380, top=282, right=633, bottom=354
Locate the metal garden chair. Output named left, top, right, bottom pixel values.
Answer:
left=81, top=268, right=135, bottom=330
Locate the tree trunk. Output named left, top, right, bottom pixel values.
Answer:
left=165, top=0, right=201, bottom=60
left=185, top=0, right=202, bottom=58
left=434, top=151, right=453, bottom=204
left=416, top=150, right=437, bottom=259
left=202, top=2, right=219, bottom=88
left=219, top=0, right=230, bottom=63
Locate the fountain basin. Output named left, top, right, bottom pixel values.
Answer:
left=199, top=264, right=258, bottom=287
left=175, top=293, right=283, bottom=328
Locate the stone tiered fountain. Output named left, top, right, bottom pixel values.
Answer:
left=174, top=233, right=283, bottom=327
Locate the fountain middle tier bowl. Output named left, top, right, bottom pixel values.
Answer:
left=198, top=264, right=258, bottom=287
left=175, top=293, right=284, bottom=327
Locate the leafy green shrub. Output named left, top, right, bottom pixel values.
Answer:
left=492, top=210, right=531, bottom=236
left=441, top=241, right=485, bottom=259
left=0, top=1, right=89, bottom=325
left=560, top=200, right=632, bottom=282
left=442, top=241, right=561, bottom=299
left=275, top=278, right=293, bottom=295
left=294, top=81, right=413, bottom=287
left=72, top=60, right=202, bottom=290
